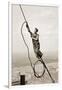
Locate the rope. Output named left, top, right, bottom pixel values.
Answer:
left=20, top=21, right=45, bottom=78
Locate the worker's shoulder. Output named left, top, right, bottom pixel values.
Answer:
left=37, top=34, right=39, bottom=36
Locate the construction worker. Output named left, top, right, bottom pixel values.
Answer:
left=26, top=22, right=43, bottom=59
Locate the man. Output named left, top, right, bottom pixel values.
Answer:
left=26, top=22, right=43, bottom=59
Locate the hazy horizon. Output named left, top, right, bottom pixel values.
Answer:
left=12, top=51, right=58, bottom=67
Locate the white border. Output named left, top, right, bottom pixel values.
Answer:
left=8, top=0, right=62, bottom=89
left=8, top=0, right=61, bottom=6
left=8, top=2, right=12, bottom=87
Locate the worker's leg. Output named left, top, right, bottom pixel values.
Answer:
left=34, top=48, right=43, bottom=59
left=37, top=50, right=43, bottom=58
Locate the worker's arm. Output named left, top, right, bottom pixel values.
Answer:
left=32, top=34, right=39, bottom=40
left=26, top=22, right=32, bottom=36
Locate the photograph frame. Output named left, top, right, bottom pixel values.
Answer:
left=8, top=0, right=61, bottom=88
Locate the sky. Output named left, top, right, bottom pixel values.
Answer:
left=12, top=4, right=58, bottom=66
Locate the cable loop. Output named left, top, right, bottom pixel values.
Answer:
left=20, top=21, right=45, bottom=78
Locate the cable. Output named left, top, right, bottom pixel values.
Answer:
left=19, top=5, right=27, bottom=22
left=20, top=21, right=45, bottom=78
left=20, top=5, right=55, bottom=82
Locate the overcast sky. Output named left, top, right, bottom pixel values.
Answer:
left=12, top=5, right=58, bottom=66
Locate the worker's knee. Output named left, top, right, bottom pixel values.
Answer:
left=36, top=51, right=43, bottom=58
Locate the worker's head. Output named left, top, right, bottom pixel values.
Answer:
left=34, top=28, right=38, bottom=34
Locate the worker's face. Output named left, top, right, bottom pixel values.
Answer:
left=34, top=29, right=37, bottom=34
